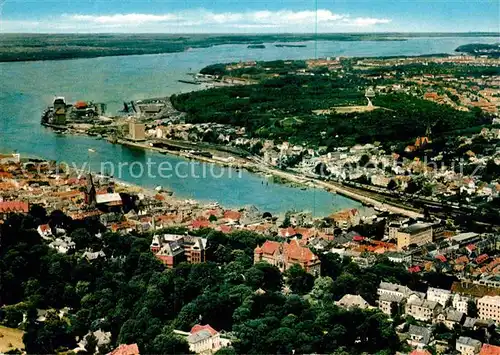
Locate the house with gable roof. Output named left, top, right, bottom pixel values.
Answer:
left=254, top=239, right=321, bottom=275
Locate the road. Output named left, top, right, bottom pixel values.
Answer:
left=255, top=163, right=424, bottom=219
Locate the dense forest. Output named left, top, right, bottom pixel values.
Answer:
left=0, top=207, right=446, bottom=354
left=171, top=73, right=490, bottom=150
left=455, top=43, right=500, bottom=58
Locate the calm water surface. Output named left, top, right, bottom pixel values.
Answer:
left=0, top=37, right=497, bottom=215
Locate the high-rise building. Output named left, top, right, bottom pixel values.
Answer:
left=128, top=121, right=146, bottom=141
left=396, top=223, right=433, bottom=250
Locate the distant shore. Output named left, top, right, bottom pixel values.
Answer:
left=1, top=32, right=498, bottom=63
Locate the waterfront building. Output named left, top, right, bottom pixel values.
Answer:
left=128, top=121, right=146, bottom=141
left=0, top=153, right=21, bottom=164
left=53, top=96, right=67, bottom=125
left=397, top=223, right=433, bottom=250
left=254, top=239, right=321, bottom=275
left=477, top=295, right=500, bottom=323
left=151, top=234, right=207, bottom=269
left=53, top=96, right=66, bottom=112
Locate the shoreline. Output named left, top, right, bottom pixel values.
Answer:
left=114, top=138, right=423, bottom=218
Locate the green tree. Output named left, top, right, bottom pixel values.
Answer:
left=284, top=264, right=314, bottom=295
left=148, top=333, right=192, bottom=354
left=467, top=301, right=478, bottom=318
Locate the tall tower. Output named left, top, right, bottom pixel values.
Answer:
left=85, top=173, right=96, bottom=207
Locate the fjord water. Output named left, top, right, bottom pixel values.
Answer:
left=0, top=37, right=496, bottom=215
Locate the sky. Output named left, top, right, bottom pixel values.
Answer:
left=0, top=0, right=499, bottom=33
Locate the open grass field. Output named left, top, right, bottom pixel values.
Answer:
left=0, top=325, right=24, bottom=353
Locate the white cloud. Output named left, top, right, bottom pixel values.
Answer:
left=345, top=17, right=392, bottom=26
left=1, top=9, right=392, bottom=33
left=67, top=14, right=179, bottom=25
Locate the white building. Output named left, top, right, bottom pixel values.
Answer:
left=405, top=295, right=442, bottom=322
left=377, top=281, right=414, bottom=299
left=477, top=295, right=500, bottom=323
left=174, top=324, right=230, bottom=355
left=453, top=294, right=474, bottom=314
left=37, top=224, right=53, bottom=240
left=456, top=336, right=482, bottom=355
left=426, top=287, right=451, bottom=306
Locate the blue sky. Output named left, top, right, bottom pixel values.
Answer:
left=0, top=0, right=499, bottom=33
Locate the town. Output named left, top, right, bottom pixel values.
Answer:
left=1, top=49, right=500, bottom=354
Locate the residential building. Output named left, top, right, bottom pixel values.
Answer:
left=407, top=325, right=432, bottom=349
left=335, top=294, right=370, bottom=309
left=405, top=296, right=443, bottom=322
left=453, top=294, right=474, bottom=314
left=0, top=201, right=29, bottom=219
left=151, top=234, right=207, bottom=269
left=378, top=293, right=406, bottom=316
left=434, top=309, right=465, bottom=329
left=477, top=295, right=500, bottom=322
left=329, top=208, right=360, bottom=230
left=385, top=251, right=412, bottom=264
left=427, top=287, right=451, bottom=306
left=254, top=239, right=321, bottom=275
left=397, top=223, right=433, bottom=250
left=456, top=336, right=482, bottom=355
left=377, top=281, right=414, bottom=299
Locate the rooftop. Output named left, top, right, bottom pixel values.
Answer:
left=400, top=223, right=432, bottom=234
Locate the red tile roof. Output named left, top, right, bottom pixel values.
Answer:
left=191, top=218, right=211, bottom=229
left=256, top=240, right=318, bottom=264
left=436, top=255, right=447, bottom=263
left=218, top=225, right=232, bottom=233
left=108, top=344, right=139, bottom=355
left=476, top=254, right=489, bottom=264
left=223, top=210, right=241, bottom=221
left=74, top=101, right=88, bottom=109
left=38, top=224, right=50, bottom=232
left=479, top=344, right=500, bottom=355
left=410, top=351, right=432, bottom=355
left=408, top=266, right=421, bottom=273
left=279, top=227, right=297, bottom=237
left=0, top=201, right=28, bottom=213
left=191, top=324, right=218, bottom=336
